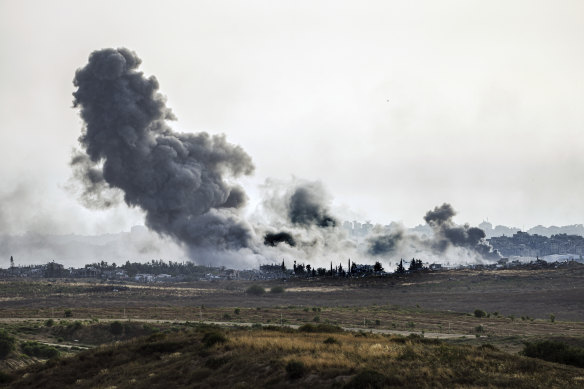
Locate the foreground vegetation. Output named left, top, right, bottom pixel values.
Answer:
left=1, top=324, right=583, bottom=388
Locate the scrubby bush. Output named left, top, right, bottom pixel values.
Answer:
left=298, top=323, right=343, bottom=333
left=64, top=309, right=73, bottom=318
left=270, top=286, right=285, bottom=293
left=474, top=309, right=487, bottom=318
left=44, top=319, right=54, bottom=327
left=234, top=308, right=240, bottom=315
left=110, top=321, right=124, bottom=335
left=285, top=360, right=306, bottom=379
left=0, top=330, right=16, bottom=359
left=323, top=337, right=339, bottom=345
left=245, top=284, right=265, bottom=296
left=20, top=341, right=60, bottom=359
left=521, top=340, right=584, bottom=368
left=202, top=331, right=227, bottom=348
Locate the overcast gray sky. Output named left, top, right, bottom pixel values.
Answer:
left=1, top=0, right=583, bottom=236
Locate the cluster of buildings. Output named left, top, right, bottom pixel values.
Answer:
left=488, top=232, right=584, bottom=257
left=0, top=261, right=247, bottom=282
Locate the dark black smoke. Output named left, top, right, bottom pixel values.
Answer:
left=423, top=203, right=456, bottom=227
left=72, top=48, right=254, bottom=252
left=367, top=230, right=403, bottom=255
left=288, top=184, right=337, bottom=228
left=264, top=232, right=296, bottom=247
left=424, top=203, right=500, bottom=259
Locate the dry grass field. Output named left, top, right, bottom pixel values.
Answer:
left=1, top=264, right=583, bottom=387
left=2, top=325, right=584, bottom=388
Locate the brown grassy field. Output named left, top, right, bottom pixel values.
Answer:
left=2, top=325, right=584, bottom=388
left=2, top=264, right=583, bottom=321
left=1, top=265, right=583, bottom=386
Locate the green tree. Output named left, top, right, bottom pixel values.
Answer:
left=395, top=259, right=406, bottom=274
left=408, top=258, right=424, bottom=272
left=373, top=261, right=384, bottom=272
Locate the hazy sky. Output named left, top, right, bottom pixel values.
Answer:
left=1, top=0, right=583, bottom=236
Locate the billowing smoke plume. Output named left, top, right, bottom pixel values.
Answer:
left=367, top=203, right=500, bottom=261
left=255, top=178, right=356, bottom=262
left=288, top=183, right=337, bottom=228
left=424, top=203, right=500, bottom=259
left=71, top=48, right=255, bottom=255
left=264, top=232, right=296, bottom=247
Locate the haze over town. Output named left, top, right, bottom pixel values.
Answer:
left=1, top=1, right=583, bottom=268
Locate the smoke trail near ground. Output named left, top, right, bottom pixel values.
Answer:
left=367, top=229, right=404, bottom=255
left=367, top=203, right=500, bottom=260
left=71, top=48, right=255, bottom=255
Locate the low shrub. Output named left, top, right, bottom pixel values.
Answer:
left=44, top=319, right=54, bottom=327
left=323, top=337, right=339, bottom=345
left=285, top=360, right=306, bottom=379
left=474, top=309, right=487, bottom=318
left=202, top=331, right=228, bottom=348
left=298, top=323, right=343, bottom=333
left=521, top=340, right=584, bottom=368
left=110, top=321, right=124, bottom=335
left=20, top=341, right=60, bottom=359
left=245, top=284, right=265, bottom=295
left=270, top=286, right=285, bottom=294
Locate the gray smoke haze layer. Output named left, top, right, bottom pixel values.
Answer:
left=72, top=48, right=255, bottom=255
left=367, top=203, right=500, bottom=261
left=367, top=229, right=404, bottom=255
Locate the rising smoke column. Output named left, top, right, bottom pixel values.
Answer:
left=288, top=183, right=337, bottom=228
left=71, top=48, right=255, bottom=252
left=423, top=203, right=500, bottom=259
